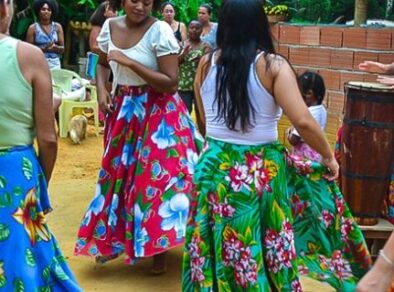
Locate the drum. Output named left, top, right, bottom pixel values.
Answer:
left=341, top=82, right=394, bottom=226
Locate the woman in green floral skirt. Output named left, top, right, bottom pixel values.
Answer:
left=182, top=0, right=371, bottom=291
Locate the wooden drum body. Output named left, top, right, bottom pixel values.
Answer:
left=341, top=82, right=394, bottom=226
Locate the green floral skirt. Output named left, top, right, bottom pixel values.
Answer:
left=182, top=138, right=371, bottom=291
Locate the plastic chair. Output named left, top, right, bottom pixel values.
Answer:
left=51, top=69, right=99, bottom=138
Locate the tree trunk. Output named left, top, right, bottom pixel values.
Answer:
left=354, top=0, right=368, bottom=26
left=387, top=0, right=393, bottom=18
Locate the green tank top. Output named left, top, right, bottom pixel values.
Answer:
left=0, top=37, right=34, bottom=149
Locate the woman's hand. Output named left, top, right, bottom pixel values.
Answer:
left=98, top=90, right=113, bottom=115
left=322, top=156, right=339, bottom=181
left=107, top=50, right=132, bottom=67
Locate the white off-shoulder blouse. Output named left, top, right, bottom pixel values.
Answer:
left=97, top=16, right=180, bottom=89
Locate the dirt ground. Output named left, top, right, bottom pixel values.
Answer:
left=47, top=129, right=334, bottom=292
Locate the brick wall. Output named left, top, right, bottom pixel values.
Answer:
left=271, top=24, right=394, bottom=148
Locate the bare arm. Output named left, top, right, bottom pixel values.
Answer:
left=359, top=61, right=394, bottom=74
left=193, top=54, right=211, bottom=136
left=18, top=42, right=57, bottom=182
left=26, top=25, right=35, bottom=44
left=107, top=51, right=179, bottom=93
left=96, top=51, right=112, bottom=114
left=356, top=232, right=394, bottom=292
left=263, top=56, right=338, bottom=179
left=89, top=26, right=102, bottom=54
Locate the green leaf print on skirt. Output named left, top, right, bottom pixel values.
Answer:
left=182, top=137, right=371, bottom=291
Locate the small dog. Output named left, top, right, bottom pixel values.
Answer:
left=69, top=114, right=88, bottom=144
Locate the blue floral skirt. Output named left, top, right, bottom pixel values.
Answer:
left=0, top=146, right=82, bottom=291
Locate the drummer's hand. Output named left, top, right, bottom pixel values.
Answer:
left=358, top=61, right=386, bottom=73
left=322, top=155, right=339, bottom=181
left=377, top=75, right=394, bottom=88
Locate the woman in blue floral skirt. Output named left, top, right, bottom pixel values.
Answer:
left=0, top=0, right=81, bottom=290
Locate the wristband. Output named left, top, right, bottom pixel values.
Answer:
left=379, top=249, right=394, bottom=268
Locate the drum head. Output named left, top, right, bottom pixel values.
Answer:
left=346, top=81, right=394, bottom=92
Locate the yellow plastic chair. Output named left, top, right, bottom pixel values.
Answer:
left=51, top=69, right=99, bottom=138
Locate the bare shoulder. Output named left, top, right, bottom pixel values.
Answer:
left=17, top=41, right=48, bottom=81
left=54, top=22, right=63, bottom=30
left=27, top=23, right=36, bottom=32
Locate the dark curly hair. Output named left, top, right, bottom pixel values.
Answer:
left=110, top=0, right=161, bottom=12
left=32, top=0, right=59, bottom=19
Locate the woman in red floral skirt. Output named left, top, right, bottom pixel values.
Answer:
left=74, top=0, right=203, bottom=274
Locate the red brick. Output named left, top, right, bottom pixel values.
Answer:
left=378, top=53, right=394, bottom=65
left=353, top=51, right=379, bottom=70
left=300, top=26, right=320, bottom=46
left=330, top=50, right=354, bottom=70
left=289, top=47, right=309, bottom=66
left=363, top=73, right=380, bottom=83
left=278, top=44, right=289, bottom=59
left=279, top=25, right=300, bottom=44
left=340, top=72, right=365, bottom=90
left=327, top=91, right=345, bottom=113
left=343, top=28, right=367, bottom=49
left=309, top=47, right=331, bottom=67
left=270, top=24, right=280, bottom=42
left=366, top=29, right=392, bottom=50
left=319, top=69, right=341, bottom=91
left=320, top=27, right=343, bottom=47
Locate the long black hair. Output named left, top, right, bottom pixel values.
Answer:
left=215, top=0, right=275, bottom=132
left=90, top=1, right=108, bottom=26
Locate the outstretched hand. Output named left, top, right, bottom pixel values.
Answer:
left=358, top=61, right=386, bottom=74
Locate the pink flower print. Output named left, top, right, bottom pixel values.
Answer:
left=223, top=235, right=243, bottom=266
left=335, top=196, right=345, bottom=216
left=190, top=256, right=206, bottom=283
left=208, top=194, right=235, bottom=218
left=340, top=218, right=353, bottom=241
left=264, top=220, right=296, bottom=274
left=188, top=236, right=206, bottom=284
left=188, top=235, right=201, bottom=258
left=320, top=210, right=334, bottom=228
left=330, top=250, right=353, bottom=280
left=291, top=279, right=302, bottom=292
left=233, top=246, right=258, bottom=288
left=225, top=162, right=253, bottom=192
left=289, top=155, right=313, bottom=175
left=291, top=194, right=309, bottom=217
left=298, top=264, right=309, bottom=276
left=246, top=153, right=272, bottom=193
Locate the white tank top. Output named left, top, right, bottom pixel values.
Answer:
left=201, top=52, right=282, bottom=145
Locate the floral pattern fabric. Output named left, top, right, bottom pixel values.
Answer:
left=75, top=85, right=203, bottom=264
left=182, top=138, right=371, bottom=291
left=335, top=126, right=394, bottom=224
left=0, top=146, right=82, bottom=291
left=178, top=46, right=206, bottom=91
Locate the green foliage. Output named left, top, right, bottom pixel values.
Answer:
left=298, top=0, right=332, bottom=22
left=164, top=0, right=222, bottom=24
